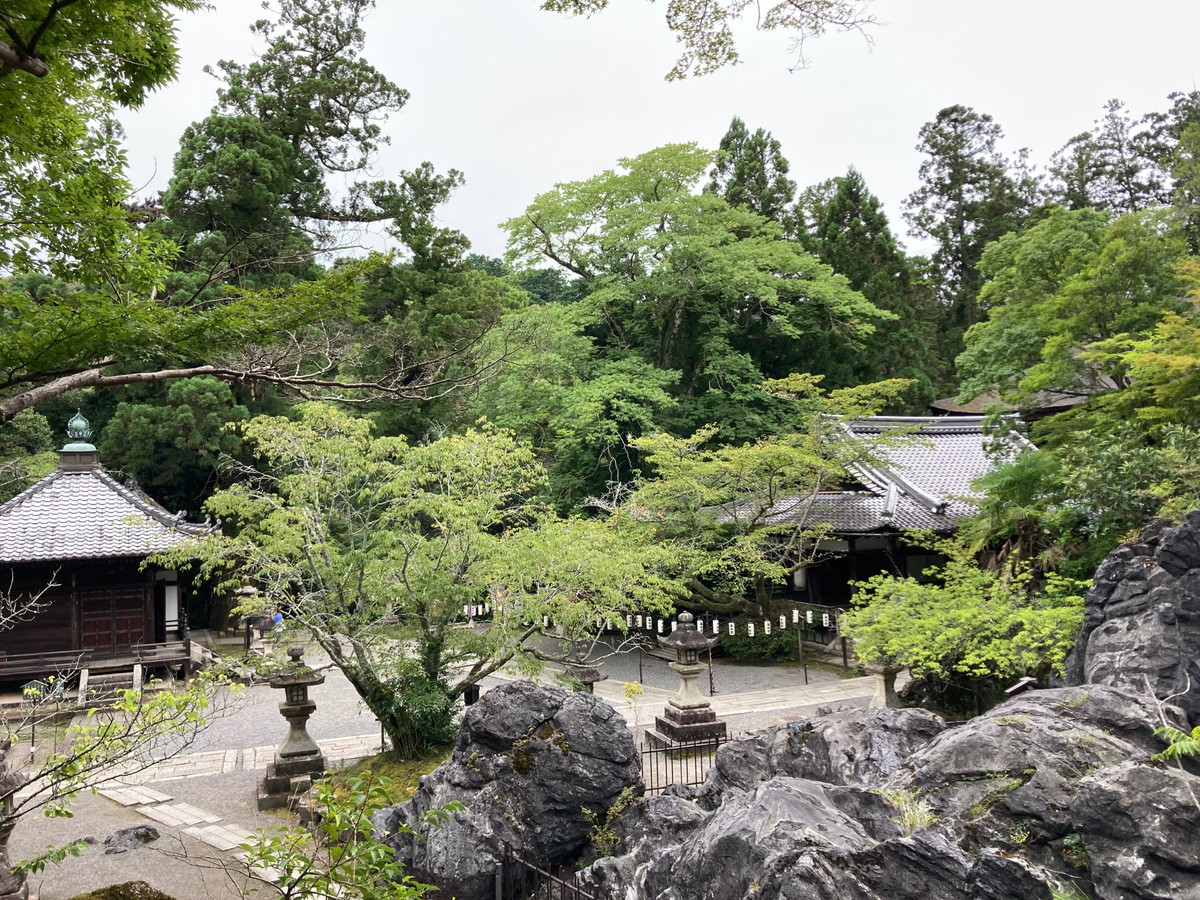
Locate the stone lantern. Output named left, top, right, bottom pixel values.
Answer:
left=646, top=612, right=726, bottom=749
left=258, top=647, right=327, bottom=811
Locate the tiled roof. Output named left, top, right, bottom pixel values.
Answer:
left=0, top=466, right=216, bottom=563
left=750, top=415, right=1033, bottom=535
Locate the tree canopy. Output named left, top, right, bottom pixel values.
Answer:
left=167, top=404, right=673, bottom=756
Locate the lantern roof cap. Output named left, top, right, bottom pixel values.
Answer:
left=268, top=646, right=326, bottom=688
left=657, top=611, right=718, bottom=652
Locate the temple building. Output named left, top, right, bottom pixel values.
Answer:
left=0, top=413, right=215, bottom=684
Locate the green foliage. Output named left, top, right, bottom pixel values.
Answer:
left=239, top=775, right=440, bottom=899
left=0, top=255, right=375, bottom=424
left=719, top=625, right=796, bottom=661
left=843, top=537, right=1086, bottom=703
left=879, top=788, right=939, bottom=835
left=0, top=0, right=200, bottom=280
left=958, top=207, right=1187, bottom=406
left=468, top=304, right=677, bottom=507
left=904, top=105, right=1035, bottom=342
left=0, top=409, right=56, bottom=502
left=1153, top=724, right=1200, bottom=761
left=100, top=377, right=248, bottom=513
left=706, top=116, right=797, bottom=224
left=583, top=786, right=636, bottom=859
left=796, top=166, right=940, bottom=406
left=2, top=677, right=223, bottom=897
left=164, top=404, right=674, bottom=757
left=58, top=882, right=177, bottom=900
left=504, top=143, right=893, bottom=439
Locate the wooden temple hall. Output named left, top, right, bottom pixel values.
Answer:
left=0, top=414, right=215, bottom=688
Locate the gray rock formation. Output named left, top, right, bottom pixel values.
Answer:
left=1066, top=510, right=1200, bottom=722
left=579, top=685, right=1200, bottom=900
left=372, top=681, right=641, bottom=900
left=692, top=706, right=946, bottom=809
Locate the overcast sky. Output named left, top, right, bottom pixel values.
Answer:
left=120, top=0, right=1200, bottom=260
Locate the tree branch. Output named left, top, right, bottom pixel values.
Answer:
left=0, top=40, right=49, bottom=77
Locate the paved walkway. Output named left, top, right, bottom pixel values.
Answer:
left=10, top=646, right=877, bottom=899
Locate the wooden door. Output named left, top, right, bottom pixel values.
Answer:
left=80, top=586, right=148, bottom=652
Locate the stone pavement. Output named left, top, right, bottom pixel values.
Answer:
left=11, top=649, right=877, bottom=899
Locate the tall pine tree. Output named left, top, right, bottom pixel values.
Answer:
left=706, top=116, right=797, bottom=226
left=798, top=167, right=940, bottom=406
left=904, top=105, right=1034, bottom=350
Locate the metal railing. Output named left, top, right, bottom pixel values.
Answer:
left=498, top=843, right=607, bottom=900
left=640, top=735, right=732, bottom=795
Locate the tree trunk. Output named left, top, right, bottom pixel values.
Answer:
left=0, top=742, right=28, bottom=900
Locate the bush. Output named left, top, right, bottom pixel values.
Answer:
left=719, top=626, right=797, bottom=661
left=69, top=883, right=177, bottom=900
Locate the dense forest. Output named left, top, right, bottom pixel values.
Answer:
left=4, top=0, right=1200, bottom=735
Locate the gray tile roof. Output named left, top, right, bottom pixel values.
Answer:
left=0, top=466, right=216, bottom=563
left=754, top=415, right=1032, bottom=535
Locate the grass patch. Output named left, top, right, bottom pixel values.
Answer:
left=209, top=643, right=250, bottom=660
left=326, top=748, right=450, bottom=804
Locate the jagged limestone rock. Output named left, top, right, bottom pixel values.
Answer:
left=372, top=681, right=641, bottom=900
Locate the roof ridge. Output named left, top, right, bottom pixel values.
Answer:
left=0, top=468, right=64, bottom=517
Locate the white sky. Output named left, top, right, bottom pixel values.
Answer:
left=120, top=0, right=1200, bottom=260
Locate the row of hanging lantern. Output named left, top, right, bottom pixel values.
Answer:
left=617, top=609, right=839, bottom=637
left=458, top=603, right=842, bottom=637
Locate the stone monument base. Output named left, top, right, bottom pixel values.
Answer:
left=257, top=756, right=327, bottom=816
left=646, top=702, right=726, bottom=751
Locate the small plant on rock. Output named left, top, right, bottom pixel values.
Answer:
left=879, top=788, right=939, bottom=835
left=582, top=787, right=636, bottom=859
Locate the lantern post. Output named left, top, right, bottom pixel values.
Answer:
left=646, top=612, right=727, bottom=750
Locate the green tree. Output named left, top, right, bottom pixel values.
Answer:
left=541, top=0, right=878, bottom=79
left=158, top=0, right=466, bottom=298
left=843, top=538, right=1086, bottom=713
left=706, top=116, right=797, bottom=225
left=0, top=0, right=200, bottom=279
left=1, top=0, right=478, bottom=424
left=468, top=303, right=677, bottom=508
left=504, top=143, right=891, bottom=438
left=796, top=167, right=940, bottom=406
left=904, top=105, right=1035, bottom=341
left=0, top=409, right=55, bottom=502
left=100, top=377, right=249, bottom=514
left=1047, top=98, right=1169, bottom=214
left=169, top=405, right=672, bottom=757
left=956, top=207, right=1187, bottom=407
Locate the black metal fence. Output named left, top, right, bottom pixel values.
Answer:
left=498, top=843, right=606, bottom=900
left=640, top=735, right=731, bottom=795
